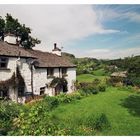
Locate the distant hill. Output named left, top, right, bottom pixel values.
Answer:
left=62, top=52, right=75, bottom=61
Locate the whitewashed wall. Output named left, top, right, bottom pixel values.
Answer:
left=0, top=57, right=17, bottom=81
left=19, top=58, right=32, bottom=93
left=0, top=56, right=76, bottom=100
left=34, top=68, right=60, bottom=96
left=33, top=68, right=47, bottom=95
left=33, top=67, right=76, bottom=96
left=66, top=67, right=76, bottom=93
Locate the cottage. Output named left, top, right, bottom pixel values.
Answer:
left=0, top=34, right=76, bottom=103
left=111, top=71, right=127, bottom=78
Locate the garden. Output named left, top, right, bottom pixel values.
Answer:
left=1, top=73, right=140, bottom=136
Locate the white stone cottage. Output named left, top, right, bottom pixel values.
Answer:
left=0, top=34, right=76, bottom=102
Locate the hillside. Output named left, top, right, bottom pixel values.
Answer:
left=64, top=52, right=140, bottom=87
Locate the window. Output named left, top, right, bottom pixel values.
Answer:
left=47, top=68, right=54, bottom=76
left=40, top=87, right=45, bottom=95
left=18, top=87, right=25, bottom=97
left=0, top=57, right=8, bottom=68
left=0, top=89, right=8, bottom=98
left=62, top=68, right=67, bottom=75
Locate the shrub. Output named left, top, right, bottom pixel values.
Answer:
left=71, top=93, right=82, bottom=100
left=60, top=95, right=72, bottom=103
left=94, top=113, right=111, bottom=131
left=0, top=101, right=22, bottom=135
left=45, top=96, right=59, bottom=109
left=8, top=104, right=60, bottom=136
left=98, top=85, right=106, bottom=92
left=92, top=88, right=99, bottom=94
left=92, top=78, right=101, bottom=85
left=107, top=77, right=123, bottom=86
left=79, top=83, right=99, bottom=95
left=57, top=93, right=82, bottom=104
left=83, top=113, right=110, bottom=132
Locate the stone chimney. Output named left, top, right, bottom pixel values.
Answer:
left=4, top=33, right=21, bottom=45
left=52, top=43, right=61, bottom=56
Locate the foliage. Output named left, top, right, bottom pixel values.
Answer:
left=93, top=113, right=111, bottom=131
left=0, top=72, right=16, bottom=91
left=73, top=57, right=103, bottom=75
left=105, top=55, right=140, bottom=87
left=0, top=66, right=25, bottom=97
left=1, top=86, right=140, bottom=136
left=84, top=113, right=110, bottom=131
left=0, top=101, right=22, bottom=135
left=45, top=96, right=59, bottom=109
left=0, top=13, right=40, bottom=49
left=50, top=77, right=68, bottom=92
left=8, top=102, right=60, bottom=135
left=107, top=77, right=123, bottom=86
left=57, top=93, right=82, bottom=104
left=77, top=78, right=106, bottom=96
left=98, top=85, right=106, bottom=92
left=0, top=16, right=5, bottom=40
left=8, top=93, right=84, bottom=136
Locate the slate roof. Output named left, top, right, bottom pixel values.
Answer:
left=0, top=41, right=76, bottom=68
left=29, top=49, right=76, bottom=68
left=0, top=41, right=36, bottom=58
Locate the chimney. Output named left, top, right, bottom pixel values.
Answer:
left=54, top=43, right=57, bottom=49
left=52, top=43, right=61, bottom=56
left=4, top=33, right=21, bottom=45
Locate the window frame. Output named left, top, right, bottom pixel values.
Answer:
left=62, top=68, right=67, bottom=75
left=47, top=68, right=54, bottom=77
left=0, top=57, right=8, bottom=69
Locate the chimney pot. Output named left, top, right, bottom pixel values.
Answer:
left=54, top=43, right=57, bottom=49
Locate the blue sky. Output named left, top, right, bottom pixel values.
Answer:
left=0, top=5, right=140, bottom=59
left=64, top=5, right=140, bottom=59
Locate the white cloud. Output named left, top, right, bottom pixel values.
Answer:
left=124, top=12, right=140, bottom=23
left=95, top=7, right=140, bottom=23
left=80, top=47, right=140, bottom=59
left=0, top=5, right=119, bottom=52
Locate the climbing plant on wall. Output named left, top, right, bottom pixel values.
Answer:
left=0, top=66, right=25, bottom=96
left=50, top=77, right=68, bottom=92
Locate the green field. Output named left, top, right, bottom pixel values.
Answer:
left=77, top=74, right=108, bottom=83
left=51, top=87, right=140, bottom=135
left=92, top=68, right=107, bottom=76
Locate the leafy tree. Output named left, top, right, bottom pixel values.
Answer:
left=0, top=16, right=5, bottom=40
left=0, top=13, right=41, bottom=49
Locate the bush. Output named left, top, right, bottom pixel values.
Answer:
left=107, top=77, right=123, bottom=86
left=128, top=76, right=140, bottom=88
left=83, top=113, right=111, bottom=132
left=8, top=104, right=60, bottom=136
left=0, top=101, right=22, bottom=135
left=98, top=85, right=106, bottom=92
left=92, top=78, right=101, bottom=85
left=94, top=113, right=111, bottom=131
left=57, top=93, right=82, bottom=104
left=45, top=96, right=59, bottom=109
left=60, top=95, right=73, bottom=103
left=78, top=82, right=99, bottom=95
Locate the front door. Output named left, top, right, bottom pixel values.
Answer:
left=54, top=85, right=61, bottom=96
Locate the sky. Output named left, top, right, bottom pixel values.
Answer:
left=0, top=5, right=140, bottom=59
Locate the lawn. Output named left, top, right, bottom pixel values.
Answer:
left=77, top=74, right=108, bottom=83
left=92, top=69, right=107, bottom=76
left=51, top=87, right=140, bottom=135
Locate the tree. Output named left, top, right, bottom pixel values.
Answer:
left=0, top=13, right=41, bottom=49
left=0, top=16, right=5, bottom=40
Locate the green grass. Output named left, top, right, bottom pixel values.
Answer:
left=51, top=87, right=140, bottom=135
left=77, top=74, right=108, bottom=83
left=92, top=69, right=107, bottom=76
